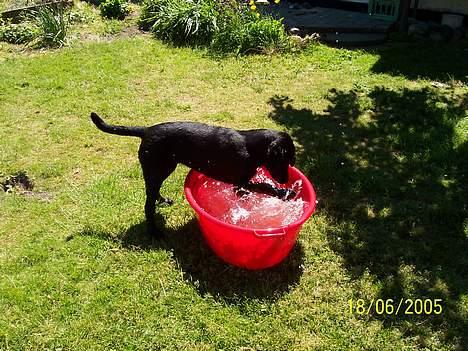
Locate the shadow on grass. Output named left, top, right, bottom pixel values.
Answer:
left=79, top=213, right=305, bottom=303
left=268, top=87, right=467, bottom=345
left=370, top=40, right=468, bottom=83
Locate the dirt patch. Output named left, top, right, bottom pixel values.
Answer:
left=1, top=171, right=53, bottom=201
left=1, top=171, right=34, bottom=192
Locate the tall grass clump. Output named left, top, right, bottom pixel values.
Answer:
left=212, top=4, right=288, bottom=55
left=34, top=5, right=69, bottom=47
left=139, top=0, right=288, bottom=54
left=140, top=0, right=220, bottom=46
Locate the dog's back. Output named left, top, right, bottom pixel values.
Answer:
left=140, top=121, right=255, bottom=183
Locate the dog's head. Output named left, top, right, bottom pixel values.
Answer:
left=265, top=132, right=296, bottom=184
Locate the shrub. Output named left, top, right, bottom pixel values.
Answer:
left=212, top=9, right=288, bottom=55
left=239, top=16, right=288, bottom=53
left=0, top=20, right=39, bottom=44
left=99, top=0, right=130, bottom=20
left=139, top=0, right=168, bottom=31
left=34, top=5, right=69, bottom=47
left=140, top=0, right=220, bottom=46
left=139, top=0, right=288, bottom=54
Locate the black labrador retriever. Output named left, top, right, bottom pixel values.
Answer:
left=90, top=112, right=296, bottom=237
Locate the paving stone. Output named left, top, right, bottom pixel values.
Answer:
left=263, top=3, right=394, bottom=45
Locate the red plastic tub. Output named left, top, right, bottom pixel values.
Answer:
left=184, top=167, right=316, bottom=270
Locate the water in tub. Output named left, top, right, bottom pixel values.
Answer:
left=196, top=168, right=306, bottom=229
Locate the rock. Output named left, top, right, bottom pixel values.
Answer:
left=426, top=23, right=454, bottom=42
left=431, top=81, right=449, bottom=89
left=452, top=27, right=466, bottom=41
left=289, top=27, right=301, bottom=35
left=440, top=25, right=454, bottom=41
left=408, top=22, right=429, bottom=36
left=441, top=13, right=464, bottom=29
left=429, top=31, right=445, bottom=42
left=428, top=21, right=443, bottom=32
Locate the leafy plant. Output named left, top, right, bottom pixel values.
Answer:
left=212, top=8, right=288, bottom=55
left=139, top=0, right=288, bottom=54
left=81, top=0, right=104, bottom=6
left=99, top=0, right=130, bottom=20
left=139, top=0, right=168, bottom=31
left=67, top=8, right=93, bottom=24
left=33, top=5, right=69, bottom=47
left=0, top=19, right=39, bottom=44
left=140, top=0, right=220, bottom=46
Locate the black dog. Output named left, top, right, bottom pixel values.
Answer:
left=90, top=113, right=296, bottom=237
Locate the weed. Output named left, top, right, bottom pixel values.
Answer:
left=33, top=5, right=69, bottom=47
left=99, top=0, right=130, bottom=20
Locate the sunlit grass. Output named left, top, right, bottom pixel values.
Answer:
left=0, top=34, right=467, bottom=350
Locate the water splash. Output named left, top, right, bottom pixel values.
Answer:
left=197, top=169, right=307, bottom=229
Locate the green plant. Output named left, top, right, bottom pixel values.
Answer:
left=139, top=0, right=288, bottom=54
left=81, top=0, right=104, bottom=6
left=0, top=19, right=39, bottom=44
left=33, top=5, right=69, bottom=47
left=212, top=9, right=288, bottom=55
left=1, top=37, right=467, bottom=351
left=139, top=0, right=167, bottom=30
left=99, top=0, right=130, bottom=20
left=140, top=0, right=220, bottom=46
left=67, top=8, right=93, bottom=24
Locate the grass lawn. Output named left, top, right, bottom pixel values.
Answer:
left=0, top=28, right=467, bottom=350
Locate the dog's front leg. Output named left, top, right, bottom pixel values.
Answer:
left=239, top=182, right=296, bottom=200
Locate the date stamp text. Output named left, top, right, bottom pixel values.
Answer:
left=348, top=298, right=443, bottom=316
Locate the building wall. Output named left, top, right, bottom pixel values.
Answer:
left=415, top=0, right=468, bottom=15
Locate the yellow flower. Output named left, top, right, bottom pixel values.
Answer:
left=250, top=4, right=257, bottom=11
left=274, top=0, right=280, bottom=3
left=256, top=12, right=260, bottom=18
left=249, top=0, right=254, bottom=5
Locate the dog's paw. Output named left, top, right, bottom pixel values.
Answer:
left=278, top=188, right=297, bottom=201
left=234, top=186, right=250, bottom=197
left=158, top=197, right=174, bottom=206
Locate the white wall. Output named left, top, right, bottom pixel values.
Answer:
left=415, top=0, right=468, bottom=15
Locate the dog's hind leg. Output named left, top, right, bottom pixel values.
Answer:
left=141, top=159, right=176, bottom=238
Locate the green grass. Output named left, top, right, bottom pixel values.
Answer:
left=0, top=35, right=467, bottom=350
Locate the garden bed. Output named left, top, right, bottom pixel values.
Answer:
left=1, top=0, right=72, bottom=23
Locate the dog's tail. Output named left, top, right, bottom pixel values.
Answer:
left=90, top=112, right=146, bottom=138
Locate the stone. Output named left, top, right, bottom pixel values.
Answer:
left=440, top=25, right=454, bottom=41
left=408, top=22, right=429, bottom=36
left=429, top=31, right=445, bottom=42
left=452, top=27, right=466, bottom=41
left=289, top=27, right=301, bottom=35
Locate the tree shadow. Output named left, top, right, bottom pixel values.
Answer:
left=78, top=211, right=305, bottom=304
left=268, top=87, right=467, bottom=345
left=369, top=40, right=468, bottom=83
